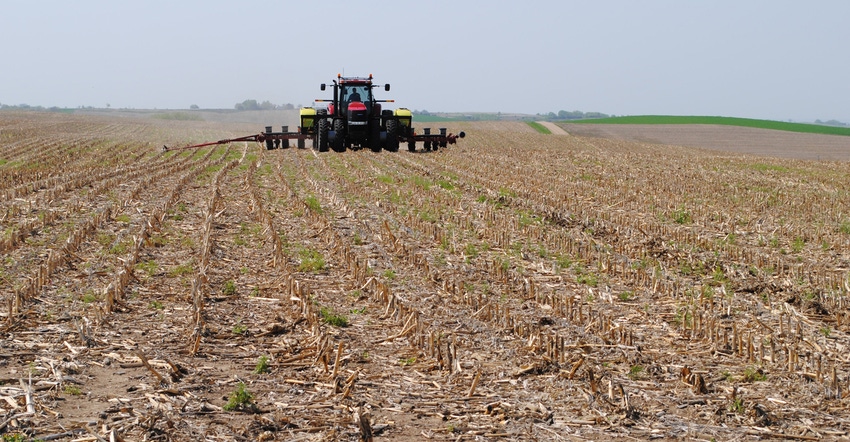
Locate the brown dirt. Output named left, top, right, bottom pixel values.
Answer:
left=1, top=112, right=849, bottom=441
left=564, top=123, right=850, bottom=161
left=536, top=122, right=569, bottom=136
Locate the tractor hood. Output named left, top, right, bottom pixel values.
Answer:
left=347, top=101, right=369, bottom=124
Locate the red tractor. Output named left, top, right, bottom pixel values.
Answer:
left=302, top=74, right=464, bottom=152
left=311, top=74, right=393, bottom=152
left=163, top=74, right=464, bottom=153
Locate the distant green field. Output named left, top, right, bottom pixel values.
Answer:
left=564, top=115, right=850, bottom=137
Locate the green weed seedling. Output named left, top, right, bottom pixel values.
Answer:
left=305, top=195, right=323, bottom=213
left=298, top=248, right=326, bottom=272
left=730, top=397, right=744, bottom=413
left=255, top=355, right=270, bottom=374
left=437, top=179, right=455, bottom=191
left=223, top=382, right=258, bottom=412
left=743, top=366, right=766, bottom=382
left=319, top=307, right=349, bottom=327
left=671, top=207, right=692, bottom=225
left=136, top=260, right=158, bottom=277
left=168, top=261, right=193, bottom=277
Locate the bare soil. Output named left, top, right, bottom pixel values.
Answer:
left=564, top=123, right=850, bottom=161
left=536, top=122, right=569, bottom=136
left=1, top=112, right=849, bottom=441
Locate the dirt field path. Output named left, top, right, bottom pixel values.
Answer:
left=537, top=121, right=569, bottom=135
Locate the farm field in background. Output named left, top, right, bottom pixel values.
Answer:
left=564, top=115, right=850, bottom=137
left=1, top=112, right=849, bottom=440
left=563, top=121, right=850, bottom=161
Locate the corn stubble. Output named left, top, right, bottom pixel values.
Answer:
left=0, top=113, right=848, bottom=440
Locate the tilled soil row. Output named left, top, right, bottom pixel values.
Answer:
left=1, top=116, right=848, bottom=441
left=397, top=138, right=850, bottom=382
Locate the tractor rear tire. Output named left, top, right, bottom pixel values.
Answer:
left=385, top=119, right=400, bottom=152
left=369, top=122, right=382, bottom=152
left=332, top=119, right=346, bottom=152
left=317, top=119, right=329, bottom=152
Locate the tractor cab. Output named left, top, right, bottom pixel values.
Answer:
left=340, top=83, right=372, bottom=122
left=338, top=79, right=376, bottom=118
left=342, top=84, right=369, bottom=105
left=321, top=75, right=385, bottom=117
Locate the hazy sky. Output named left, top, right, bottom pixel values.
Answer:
left=2, top=1, right=848, bottom=122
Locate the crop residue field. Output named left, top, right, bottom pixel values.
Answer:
left=1, top=112, right=849, bottom=440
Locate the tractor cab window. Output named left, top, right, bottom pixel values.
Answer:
left=343, top=86, right=368, bottom=103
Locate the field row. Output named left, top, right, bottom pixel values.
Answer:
left=0, top=113, right=848, bottom=440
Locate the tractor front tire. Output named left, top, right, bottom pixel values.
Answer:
left=332, top=119, right=346, bottom=152
left=408, top=139, right=416, bottom=152
left=385, top=119, right=400, bottom=152
left=317, top=119, right=329, bottom=152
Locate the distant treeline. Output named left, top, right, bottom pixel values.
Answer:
left=539, top=110, right=611, bottom=121
left=814, top=119, right=848, bottom=127
left=0, top=104, right=77, bottom=112
left=233, top=100, right=299, bottom=111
